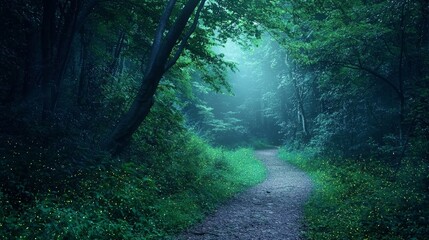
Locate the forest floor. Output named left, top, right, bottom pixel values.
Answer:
left=178, top=149, right=313, bottom=240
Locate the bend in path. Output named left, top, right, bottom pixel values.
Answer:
left=178, top=149, right=313, bottom=240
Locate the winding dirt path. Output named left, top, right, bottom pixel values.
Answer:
left=178, top=149, right=313, bottom=240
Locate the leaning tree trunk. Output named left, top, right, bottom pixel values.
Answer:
left=103, top=0, right=206, bottom=154
left=103, top=69, right=162, bottom=152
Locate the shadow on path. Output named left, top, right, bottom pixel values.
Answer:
left=178, top=149, right=313, bottom=240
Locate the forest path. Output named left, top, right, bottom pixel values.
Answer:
left=178, top=149, right=313, bottom=240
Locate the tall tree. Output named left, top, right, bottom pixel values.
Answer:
left=40, top=0, right=97, bottom=119
left=278, top=0, right=429, bottom=153
left=103, top=0, right=207, bottom=153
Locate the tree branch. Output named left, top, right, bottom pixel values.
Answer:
left=146, top=0, right=177, bottom=73
left=158, top=0, right=202, bottom=68
left=164, top=0, right=206, bottom=71
left=331, top=60, right=402, bottom=98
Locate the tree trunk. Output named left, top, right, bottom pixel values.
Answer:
left=298, top=104, right=308, bottom=136
left=41, top=0, right=56, bottom=120
left=77, top=26, right=90, bottom=105
left=49, top=0, right=81, bottom=111
left=398, top=1, right=406, bottom=145
left=40, top=0, right=97, bottom=118
left=103, top=71, right=160, bottom=153
left=21, top=29, right=41, bottom=101
left=103, top=0, right=206, bottom=154
left=108, top=31, right=126, bottom=77
left=291, top=70, right=308, bottom=137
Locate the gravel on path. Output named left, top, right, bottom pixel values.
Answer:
left=178, top=149, right=313, bottom=240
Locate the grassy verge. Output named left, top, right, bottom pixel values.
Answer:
left=0, top=135, right=266, bottom=239
left=279, top=148, right=429, bottom=240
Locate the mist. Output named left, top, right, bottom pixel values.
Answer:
left=186, top=37, right=287, bottom=147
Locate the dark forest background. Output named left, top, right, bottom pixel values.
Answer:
left=1, top=0, right=428, bottom=239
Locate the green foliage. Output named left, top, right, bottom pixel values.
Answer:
left=0, top=131, right=265, bottom=239
left=0, top=58, right=266, bottom=238
left=275, top=0, right=429, bottom=159
left=1, top=0, right=428, bottom=239
left=248, top=138, right=278, bottom=150
left=279, top=148, right=429, bottom=240
left=186, top=37, right=286, bottom=147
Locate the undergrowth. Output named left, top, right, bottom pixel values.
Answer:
left=0, top=135, right=265, bottom=239
left=279, top=148, right=429, bottom=240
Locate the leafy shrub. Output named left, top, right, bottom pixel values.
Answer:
left=1, top=133, right=266, bottom=239
left=279, top=148, right=429, bottom=240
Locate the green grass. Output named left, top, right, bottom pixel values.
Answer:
left=279, top=148, right=429, bottom=240
left=0, top=135, right=266, bottom=239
